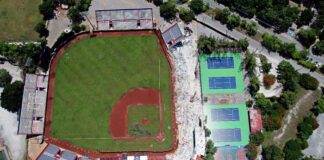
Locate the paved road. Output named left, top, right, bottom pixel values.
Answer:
left=195, top=14, right=324, bottom=86
left=46, top=10, right=71, bottom=47
left=202, top=0, right=324, bottom=64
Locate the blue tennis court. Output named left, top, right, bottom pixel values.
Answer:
left=211, top=108, right=240, bottom=121
left=207, top=57, right=234, bottom=69
left=209, top=77, right=236, bottom=89
left=213, top=128, right=241, bottom=142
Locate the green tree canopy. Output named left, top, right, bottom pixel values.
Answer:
left=160, top=2, right=177, bottom=21
left=197, top=35, right=216, bottom=54
left=34, top=21, right=49, bottom=38
left=299, top=73, right=319, bottom=90
left=39, top=0, right=55, bottom=20
left=296, top=9, right=314, bottom=27
left=0, top=69, right=12, bottom=87
left=297, top=29, right=317, bottom=48
left=226, top=14, right=241, bottom=29
left=68, top=7, right=84, bottom=24
left=189, top=0, right=205, bottom=14
left=283, top=139, right=303, bottom=160
left=0, top=81, right=24, bottom=112
left=313, top=41, right=324, bottom=55
left=179, top=7, right=195, bottom=23
left=262, top=145, right=283, bottom=160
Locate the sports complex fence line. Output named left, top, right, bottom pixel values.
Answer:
left=44, top=29, right=178, bottom=157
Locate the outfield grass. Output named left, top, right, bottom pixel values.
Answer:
left=51, top=35, right=173, bottom=151
left=0, top=0, right=41, bottom=41
left=128, top=105, right=160, bottom=137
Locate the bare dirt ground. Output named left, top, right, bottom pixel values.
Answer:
left=264, top=90, right=321, bottom=148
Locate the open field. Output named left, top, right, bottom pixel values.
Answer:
left=0, top=0, right=41, bottom=41
left=50, top=35, right=174, bottom=151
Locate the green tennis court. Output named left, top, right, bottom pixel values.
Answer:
left=204, top=104, right=250, bottom=146
left=199, top=53, right=244, bottom=94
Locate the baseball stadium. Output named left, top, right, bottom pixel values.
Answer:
left=41, top=9, right=178, bottom=158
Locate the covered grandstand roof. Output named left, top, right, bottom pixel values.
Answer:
left=95, top=8, right=153, bottom=30
left=162, top=23, right=184, bottom=48
left=18, top=74, right=48, bottom=135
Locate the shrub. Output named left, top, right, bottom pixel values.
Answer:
left=249, top=132, right=264, bottom=145
left=179, top=7, right=195, bottom=23
left=298, top=60, right=316, bottom=70
left=313, top=41, right=324, bottom=55
left=197, top=35, right=216, bottom=54
left=299, top=73, right=319, bottom=90
left=246, top=143, right=258, bottom=160
left=263, top=74, right=276, bottom=89
left=226, top=14, right=241, bottom=29
left=153, top=0, right=163, bottom=6
left=249, top=76, right=260, bottom=96
left=0, top=69, right=12, bottom=87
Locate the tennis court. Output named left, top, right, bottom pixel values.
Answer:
left=213, top=128, right=241, bottom=142
left=207, top=57, right=234, bottom=69
left=208, top=77, right=236, bottom=89
left=211, top=108, right=239, bottom=121
left=214, top=146, right=247, bottom=160
left=204, top=104, right=249, bottom=146
left=199, top=53, right=244, bottom=94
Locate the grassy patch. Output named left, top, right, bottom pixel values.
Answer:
left=51, top=35, right=173, bottom=151
left=0, top=0, right=41, bottom=41
left=128, top=105, right=160, bottom=137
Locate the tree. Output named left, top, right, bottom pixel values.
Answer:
left=320, top=65, right=324, bottom=74
left=197, top=35, right=216, bottom=54
left=244, top=52, right=256, bottom=76
left=246, top=22, right=257, bottom=36
left=189, top=0, right=205, bottom=14
left=263, top=74, right=276, bottom=89
left=215, top=8, right=231, bottom=24
left=250, top=132, right=264, bottom=145
left=203, top=140, right=217, bottom=160
left=249, top=76, right=260, bottom=96
left=262, top=33, right=282, bottom=52
left=179, top=7, right=195, bottom=23
left=299, top=73, right=319, bottom=90
left=39, top=0, right=55, bottom=20
left=312, top=98, right=324, bottom=115
left=0, top=81, right=24, bottom=112
left=279, top=43, right=296, bottom=58
left=319, top=30, right=324, bottom=41
left=255, top=94, right=272, bottom=109
left=279, top=91, right=297, bottom=107
left=76, top=0, right=92, bottom=12
left=226, top=14, right=241, bottom=29
left=0, top=69, right=12, bottom=87
left=283, top=139, right=303, bottom=160
left=277, top=61, right=299, bottom=89
left=296, top=9, right=314, bottom=27
left=246, top=143, right=258, bottom=160
left=237, top=38, right=249, bottom=51
left=34, top=21, right=49, bottom=38
left=68, top=7, right=83, bottom=24
left=313, top=41, right=324, bottom=55
left=153, top=0, right=163, bottom=6
left=204, top=127, right=211, bottom=137
left=72, top=24, right=85, bottom=33
left=297, top=29, right=317, bottom=48
left=160, top=2, right=176, bottom=21
left=262, top=145, right=283, bottom=160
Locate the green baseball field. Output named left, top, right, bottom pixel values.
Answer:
left=50, top=35, right=174, bottom=151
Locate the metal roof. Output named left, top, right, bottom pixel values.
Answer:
left=18, top=74, right=48, bottom=135
left=162, top=23, right=184, bottom=47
